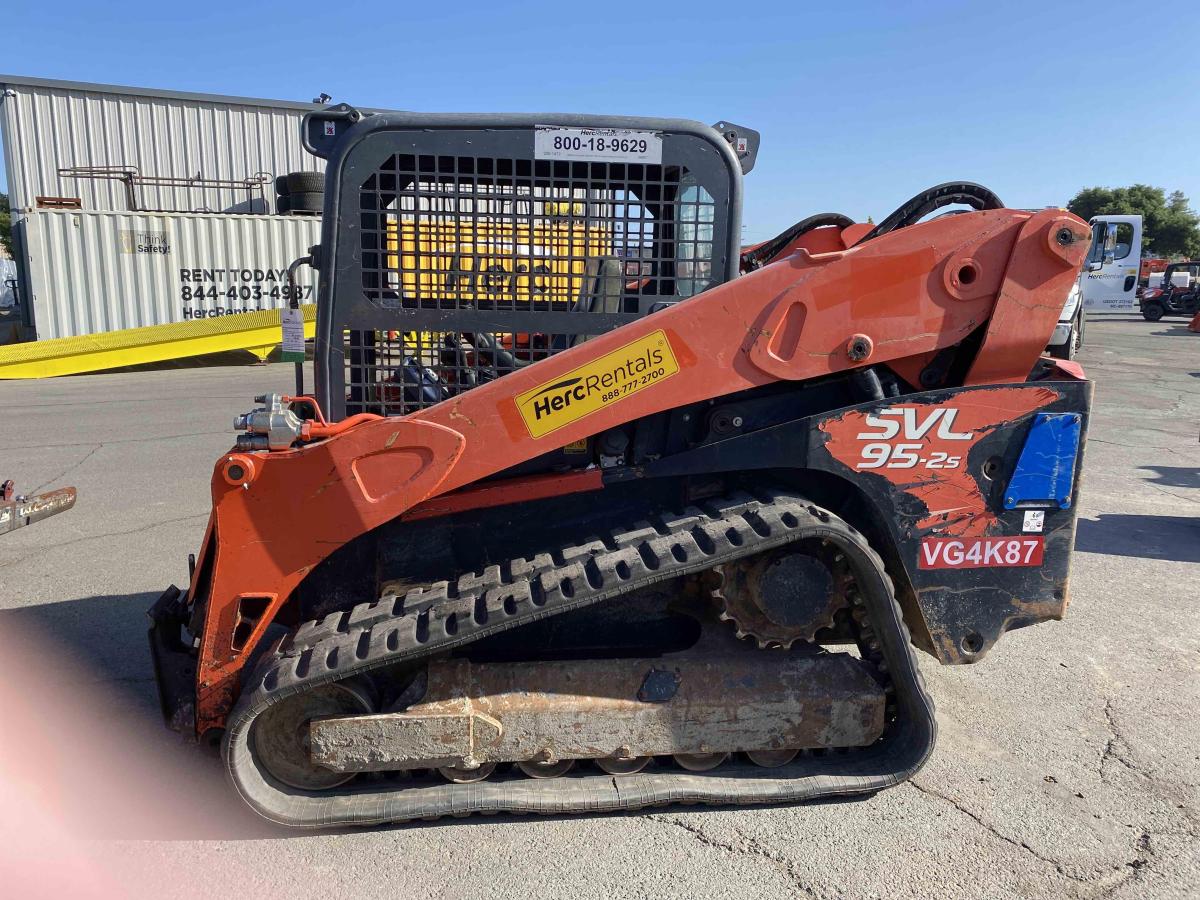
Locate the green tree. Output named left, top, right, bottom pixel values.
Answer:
left=1067, top=184, right=1200, bottom=257
left=0, top=192, right=12, bottom=258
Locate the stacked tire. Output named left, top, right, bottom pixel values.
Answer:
left=276, top=172, right=324, bottom=216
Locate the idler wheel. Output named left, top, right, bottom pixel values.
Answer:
left=251, top=681, right=374, bottom=791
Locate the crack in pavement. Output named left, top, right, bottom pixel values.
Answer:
left=2, top=429, right=231, bottom=453
left=1092, top=831, right=1155, bottom=900
left=907, top=780, right=1085, bottom=880
left=1142, top=482, right=1200, bottom=506
left=647, top=813, right=821, bottom=898
left=912, top=725, right=1194, bottom=900
left=0, top=513, right=208, bottom=570
left=29, top=443, right=103, bottom=494
left=1087, top=438, right=1194, bottom=458
left=1095, top=697, right=1200, bottom=835
left=1099, top=699, right=1143, bottom=784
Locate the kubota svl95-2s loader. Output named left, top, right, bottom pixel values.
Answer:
left=149, top=109, right=1092, bottom=827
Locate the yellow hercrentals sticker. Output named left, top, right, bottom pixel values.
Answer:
left=515, top=330, right=680, bottom=438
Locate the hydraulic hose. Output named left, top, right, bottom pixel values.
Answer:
left=742, top=213, right=855, bottom=270
left=854, top=182, right=1003, bottom=246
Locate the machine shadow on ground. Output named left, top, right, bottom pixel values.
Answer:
left=0, top=591, right=164, bottom=699
left=0, top=594, right=278, bottom=842
left=1139, top=465, right=1200, bottom=489
left=1074, top=514, right=1200, bottom=563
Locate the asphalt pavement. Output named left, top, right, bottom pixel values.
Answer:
left=0, top=316, right=1196, bottom=899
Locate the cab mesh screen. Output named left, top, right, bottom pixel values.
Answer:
left=344, top=153, right=717, bottom=416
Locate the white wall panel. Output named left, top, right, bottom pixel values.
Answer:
left=23, top=209, right=321, bottom=339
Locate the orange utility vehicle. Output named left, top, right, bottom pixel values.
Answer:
left=150, top=110, right=1092, bottom=827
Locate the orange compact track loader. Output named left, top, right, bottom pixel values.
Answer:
left=149, top=110, right=1092, bottom=827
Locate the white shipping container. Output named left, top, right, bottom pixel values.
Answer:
left=21, top=209, right=322, bottom=340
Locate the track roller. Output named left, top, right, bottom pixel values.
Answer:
left=673, top=752, right=729, bottom=772
left=518, top=759, right=575, bottom=778
left=595, top=755, right=652, bottom=775
left=746, top=749, right=799, bottom=768
left=438, top=763, right=496, bottom=783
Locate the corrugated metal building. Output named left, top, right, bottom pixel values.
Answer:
left=0, top=75, right=331, bottom=343
left=0, top=75, right=325, bottom=214
left=22, top=210, right=320, bottom=339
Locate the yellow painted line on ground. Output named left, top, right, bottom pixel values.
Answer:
left=0, top=306, right=317, bottom=379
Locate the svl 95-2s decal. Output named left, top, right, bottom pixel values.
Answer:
left=819, top=387, right=1061, bottom=538
left=855, top=408, right=973, bottom=470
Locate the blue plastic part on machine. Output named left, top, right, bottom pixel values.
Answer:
left=1003, top=413, right=1082, bottom=510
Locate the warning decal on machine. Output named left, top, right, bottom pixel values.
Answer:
left=515, top=330, right=679, bottom=438
left=918, top=536, right=1044, bottom=569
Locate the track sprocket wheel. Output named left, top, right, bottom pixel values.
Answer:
left=713, top=541, right=847, bottom=649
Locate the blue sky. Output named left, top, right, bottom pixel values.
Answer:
left=3, top=0, right=1198, bottom=241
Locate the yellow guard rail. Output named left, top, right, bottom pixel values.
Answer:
left=0, top=305, right=316, bottom=379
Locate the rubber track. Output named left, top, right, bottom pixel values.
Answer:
left=224, top=488, right=937, bottom=827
